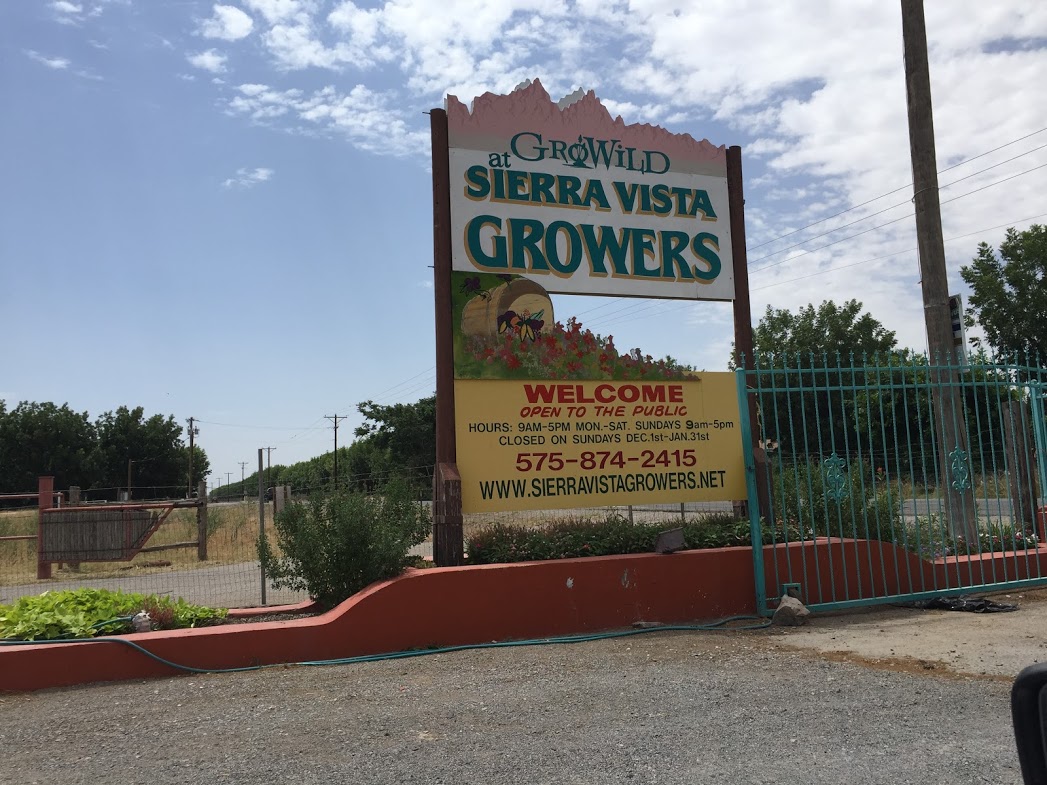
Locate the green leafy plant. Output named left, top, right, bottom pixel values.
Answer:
left=899, top=515, right=1038, bottom=559
left=0, top=588, right=227, bottom=641
left=465, top=512, right=773, bottom=565
left=770, top=458, right=901, bottom=544
left=257, top=479, right=432, bottom=608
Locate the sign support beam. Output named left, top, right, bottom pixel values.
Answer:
left=727, top=145, right=771, bottom=525
left=431, top=107, right=464, bottom=566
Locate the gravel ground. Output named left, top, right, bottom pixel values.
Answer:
left=0, top=628, right=1021, bottom=785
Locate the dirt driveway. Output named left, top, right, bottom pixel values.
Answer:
left=3, top=596, right=1040, bottom=785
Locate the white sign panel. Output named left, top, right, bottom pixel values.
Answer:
left=446, top=81, right=735, bottom=302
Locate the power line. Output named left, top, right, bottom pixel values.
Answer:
left=748, top=147, right=1047, bottom=267
left=569, top=209, right=1047, bottom=333
left=750, top=209, right=1047, bottom=293
left=747, top=126, right=1047, bottom=252
left=750, top=159, right=1047, bottom=273
left=194, top=418, right=316, bottom=430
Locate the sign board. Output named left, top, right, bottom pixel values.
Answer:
left=441, top=79, right=746, bottom=516
left=455, top=377, right=745, bottom=512
left=948, top=293, right=967, bottom=363
left=447, top=81, right=733, bottom=301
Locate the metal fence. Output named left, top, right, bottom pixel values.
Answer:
left=0, top=492, right=307, bottom=609
left=739, top=352, right=1047, bottom=613
left=1, top=483, right=738, bottom=610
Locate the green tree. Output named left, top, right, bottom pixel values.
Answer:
left=744, top=301, right=898, bottom=457
left=960, top=224, right=1047, bottom=361
left=751, top=299, right=897, bottom=363
left=0, top=401, right=96, bottom=492
left=90, top=406, right=186, bottom=494
left=354, top=395, right=435, bottom=491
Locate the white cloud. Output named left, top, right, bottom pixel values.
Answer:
left=193, top=0, right=1047, bottom=363
left=50, top=0, right=83, bottom=24
left=242, top=0, right=305, bottom=24
left=199, top=4, right=255, bottom=41
left=226, top=82, right=428, bottom=157
left=25, top=50, right=71, bottom=70
left=50, top=0, right=124, bottom=25
left=222, top=167, right=275, bottom=188
left=187, top=49, right=228, bottom=73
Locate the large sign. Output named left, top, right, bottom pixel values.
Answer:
left=455, top=377, right=745, bottom=512
left=447, top=81, right=734, bottom=301
left=442, top=80, right=745, bottom=516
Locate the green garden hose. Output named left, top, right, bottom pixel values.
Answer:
left=0, top=615, right=770, bottom=676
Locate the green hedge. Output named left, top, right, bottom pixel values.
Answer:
left=465, top=512, right=777, bottom=565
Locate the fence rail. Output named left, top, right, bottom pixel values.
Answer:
left=740, top=353, right=1047, bottom=612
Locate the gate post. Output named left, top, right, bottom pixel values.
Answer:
left=1005, top=401, right=1037, bottom=529
left=196, top=480, right=208, bottom=561
left=37, top=476, right=54, bottom=579
left=736, top=372, right=768, bottom=615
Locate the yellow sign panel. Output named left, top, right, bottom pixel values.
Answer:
left=455, top=375, right=745, bottom=513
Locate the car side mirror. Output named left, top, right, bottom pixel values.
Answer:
left=1013, top=664, right=1047, bottom=784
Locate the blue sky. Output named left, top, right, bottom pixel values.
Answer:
left=2, top=0, right=1046, bottom=490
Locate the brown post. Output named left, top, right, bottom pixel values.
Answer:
left=901, top=0, right=976, bottom=539
left=431, top=106, right=463, bottom=566
left=727, top=145, right=772, bottom=525
left=1005, top=401, right=1036, bottom=529
left=196, top=480, right=209, bottom=561
left=37, top=476, right=54, bottom=579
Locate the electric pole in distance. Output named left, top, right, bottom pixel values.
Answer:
left=186, top=417, right=198, bottom=498
left=325, top=415, right=347, bottom=489
left=239, top=461, right=248, bottom=500
left=900, top=0, right=976, bottom=539
left=263, top=447, right=276, bottom=493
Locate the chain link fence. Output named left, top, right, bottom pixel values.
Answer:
left=1, top=475, right=739, bottom=610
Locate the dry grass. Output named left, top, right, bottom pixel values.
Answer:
left=0, top=503, right=284, bottom=587
left=0, top=500, right=707, bottom=586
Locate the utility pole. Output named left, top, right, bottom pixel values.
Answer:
left=186, top=417, right=198, bottom=498
left=900, top=0, right=976, bottom=539
left=239, top=461, right=248, bottom=500
left=127, top=459, right=134, bottom=502
left=325, top=414, right=347, bottom=489
left=264, top=447, right=276, bottom=492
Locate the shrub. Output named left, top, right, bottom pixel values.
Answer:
left=466, top=512, right=767, bottom=565
left=258, top=479, right=432, bottom=608
left=0, top=588, right=226, bottom=641
left=899, top=515, right=1038, bottom=559
left=771, top=458, right=901, bottom=543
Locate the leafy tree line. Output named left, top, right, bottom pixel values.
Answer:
left=0, top=402, right=208, bottom=496
left=737, top=295, right=1031, bottom=484
left=215, top=396, right=436, bottom=500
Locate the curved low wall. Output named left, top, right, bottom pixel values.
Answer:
left=0, top=547, right=756, bottom=692
left=4, top=540, right=1046, bottom=692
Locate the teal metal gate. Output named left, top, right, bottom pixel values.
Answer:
left=737, top=353, right=1047, bottom=614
